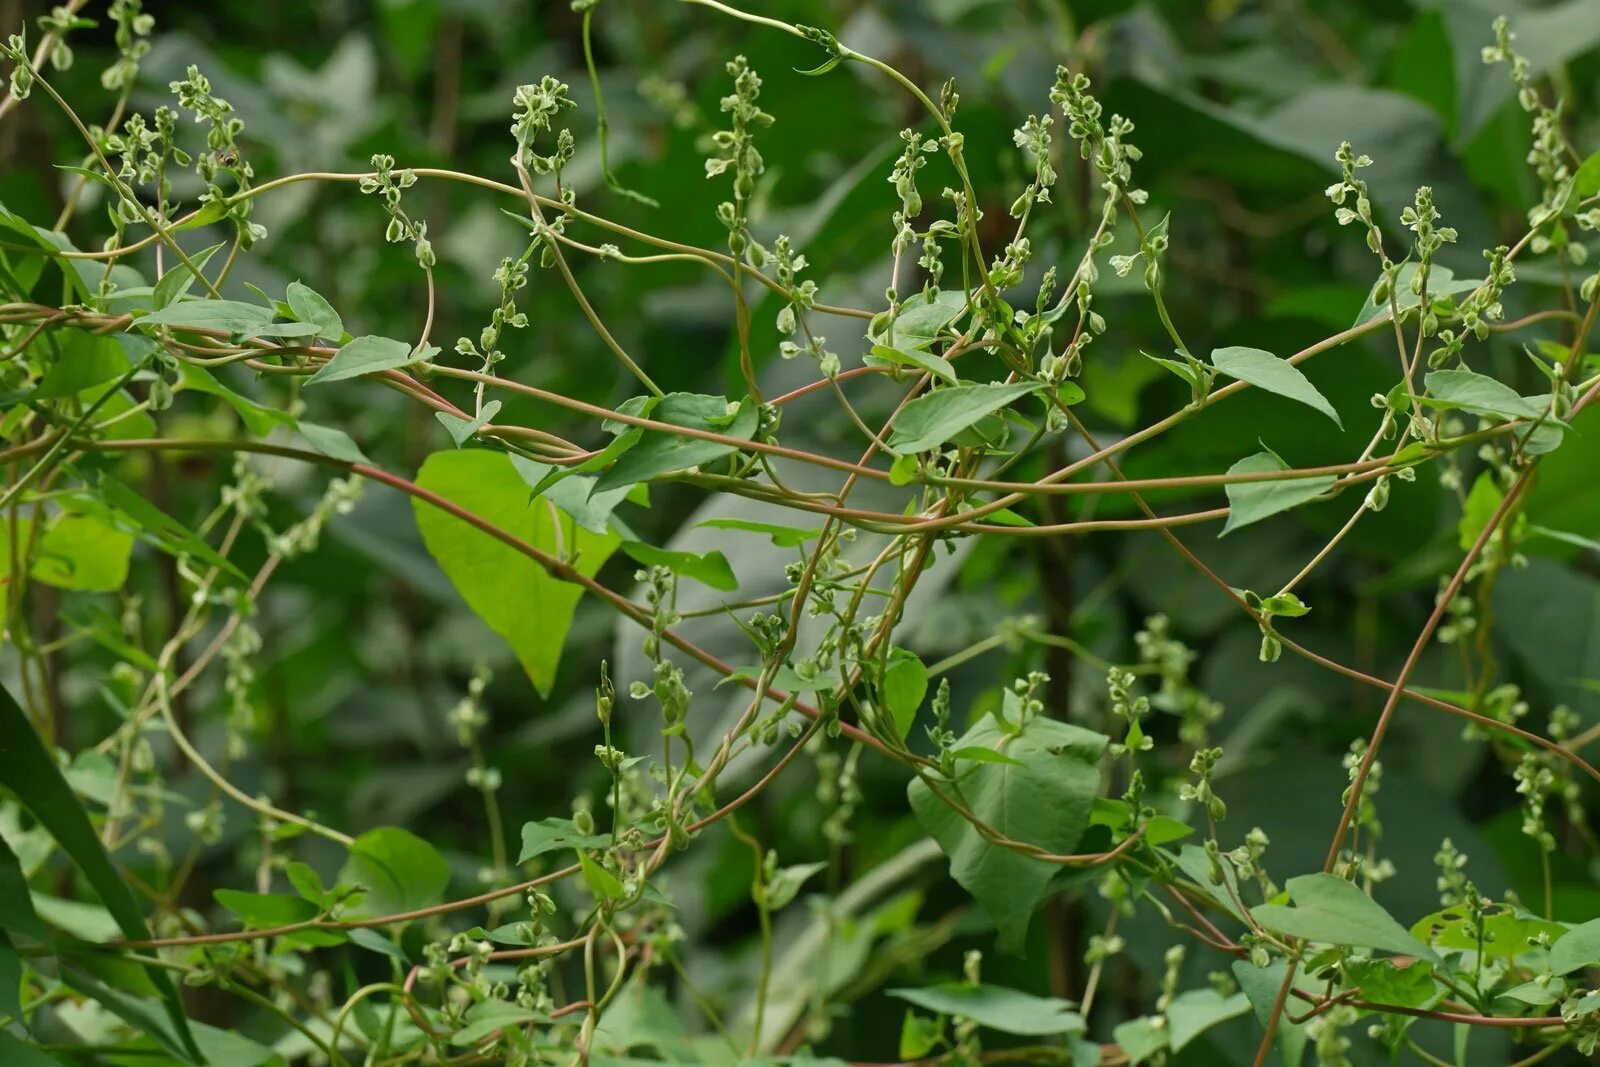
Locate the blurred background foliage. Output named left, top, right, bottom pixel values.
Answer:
left=2, top=0, right=1598, bottom=1063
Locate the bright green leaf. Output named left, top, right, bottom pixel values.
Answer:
left=31, top=510, right=133, bottom=592
left=413, top=450, right=620, bottom=696
left=881, top=648, right=928, bottom=742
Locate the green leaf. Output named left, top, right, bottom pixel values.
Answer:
left=1211, top=346, right=1341, bottom=427
left=908, top=714, right=1107, bottom=951
left=94, top=473, right=247, bottom=584
left=517, top=817, right=609, bottom=863
left=413, top=450, right=620, bottom=696
left=59, top=964, right=199, bottom=1063
left=307, top=335, right=436, bottom=385
left=0, top=1031, right=67, bottom=1066
left=1221, top=450, right=1335, bottom=536
left=696, top=517, right=821, bottom=546
left=285, top=281, right=344, bottom=340
left=870, top=290, right=967, bottom=351
left=0, top=934, right=24, bottom=1035
left=340, top=827, right=450, bottom=917
left=1575, top=151, right=1600, bottom=197
left=34, top=879, right=138, bottom=940
left=1166, top=988, right=1250, bottom=1052
left=284, top=862, right=329, bottom=906
left=1174, top=843, right=1249, bottom=922
left=213, top=889, right=319, bottom=928
left=887, top=983, right=1084, bottom=1036
left=1113, top=1016, right=1168, bottom=1065
left=1421, top=369, right=1555, bottom=424
left=620, top=540, right=737, bottom=591
left=881, top=648, right=927, bottom=742
left=33, top=331, right=130, bottom=399
left=0, top=680, right=200, bottom=1060
left=0, top=835, right=44, bottom=940
left=509, top=455, right=632, bottom=536
left=948, top=746, right=1025, bottom=766
left=594, top=393, right=759, bottom=492
left=888, top=383, right=1038, bottom=455
left=450, top=999, right=541, bottom=1046
left=152, top=243, right=223, bottom=310
left=1233, top=959, right=1307, bottom=1067
left=868, top=343, right=958, bottom=385
left=1355, top=264, right=1482, bottom=328
left=190, top=1021, right=281, bottom=1067
left=348, top=927, right=409, bottom=962
left=436, top=400, right=501, bottom=447
left=1345, top=958, right=1438, bottom=1007
left=137, top=298, right=275, bottom=336
left=795, top=53, right=843, bottom=77
left=578, top=851, right=625, bottom=901
left=899, top=1010, right=941, bottom=1060
left=1550, top=917, right=1600, bottom=975
left=284, top=424, right=362, bottom=467
left=175, top=362, right=291, bottom=436
left=1251, top=873, right=1435, bottom=959
left=29, top=509, right=133, bottom=592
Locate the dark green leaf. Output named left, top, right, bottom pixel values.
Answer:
left=518, top=817, right=609, bottom=863
left=594, top=393, right=759, bottom=492
left=908, top=714, right=1107, bottom=951
left=152, top=243, right=223, bottom=310
left=0, top=1032, right=66, bottom=1066
left=0, top=681, right=199, bottom=1060
left=620, top=540, right=738, bottom=590
left=137, top=299, right=275, bottom=335
left=1221, top=450, right=1335, bottom=536
left=286, top=281, right=344, bottom=340
left=340, top=827, right=450, bottom=917
left=1421, top=369, right=1554, bottom=424
left=33, top=331, right=129, bottom=399
left=1251, top=873, right=1435, bottom=959
left=1211, top=346, right=1341, bottom=426
left=888, top=383, right=1038, bottom=455
left=0, top=836, right=41, bottom=939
